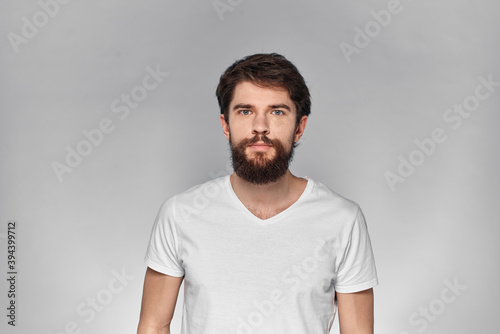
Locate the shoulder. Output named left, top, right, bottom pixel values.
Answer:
left=306, top=178, right=361, bottom=221
left=158, top=175, right=228, bottom=216
left=174, top=175, right=227, bottom=202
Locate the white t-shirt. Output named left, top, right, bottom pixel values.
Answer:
left=144, top=175, right=378, bottom=334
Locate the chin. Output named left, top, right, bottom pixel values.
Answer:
left=247, top=153, right=275, bottom=162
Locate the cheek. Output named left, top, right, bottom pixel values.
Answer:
left=275, top=124, right=297, bottom=140
left=228, top=130, right=245, bottom=149
left=227, top=121, right=249, bottom=140
left=228, top=130, right=242, bottom=144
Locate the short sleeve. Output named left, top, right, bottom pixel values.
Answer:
left=334, top=207, right=378, bottom=293
left=144, top=198, right=185, bottom=277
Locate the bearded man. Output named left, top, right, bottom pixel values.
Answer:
left=137, top=53, right=379, bottom=334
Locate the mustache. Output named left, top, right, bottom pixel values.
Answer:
left=247, top=134, right=274, bottom=145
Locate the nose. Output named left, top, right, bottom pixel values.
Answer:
left=252, top=112, right=270, bottom=135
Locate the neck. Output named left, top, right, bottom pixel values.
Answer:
left=230, top=170, right=298, bottom=207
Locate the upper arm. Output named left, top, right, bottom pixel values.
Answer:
left=137, top=267, right=184, bottom=333
left=336, top=288, right=374, bottom=334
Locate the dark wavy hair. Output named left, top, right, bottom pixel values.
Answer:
left=216, top=53, right=311, bottom=125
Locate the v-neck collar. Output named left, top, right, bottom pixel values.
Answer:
left=225, top=174, right=313, bottom=225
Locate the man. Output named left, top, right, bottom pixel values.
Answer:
left=137, top=53, right=378, bottom=334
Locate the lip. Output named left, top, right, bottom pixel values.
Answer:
left=249, top=141, right=272, bottom=146
left=248, top=143, right=273, bottom=151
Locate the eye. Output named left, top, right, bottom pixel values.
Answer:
left=272, top=110, right=284, bottom=116
left=239, top=110, right=251, bottom=115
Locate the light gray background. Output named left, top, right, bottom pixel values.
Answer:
left=1, top=0, right=499, bottom=333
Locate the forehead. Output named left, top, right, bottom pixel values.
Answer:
left=230, top=81, right=294, bottom=110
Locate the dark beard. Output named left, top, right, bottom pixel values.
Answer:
left=229, top=133, right=295, bottom=185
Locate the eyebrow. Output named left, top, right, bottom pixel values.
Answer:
left=232, top=104, right=254, bottom=111
left=270, top=104, right=291, bottom=111
left=232, top=103, right=291, bottom=111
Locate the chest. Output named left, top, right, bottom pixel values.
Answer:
left=180, top=222, right=340, bottom=298
left=244, top=205, right=285, bottom=220
left=242, top=195, right=299, bottom=220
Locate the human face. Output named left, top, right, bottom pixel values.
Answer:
left=220, top=81, right=307, bottom=184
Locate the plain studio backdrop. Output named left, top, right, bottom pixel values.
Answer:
left=1, top=0, right=499, bottom=333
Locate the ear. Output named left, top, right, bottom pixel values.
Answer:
left=293, top=115, right=308, bottom=143
left=220, top=114, right=230, bottom=141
